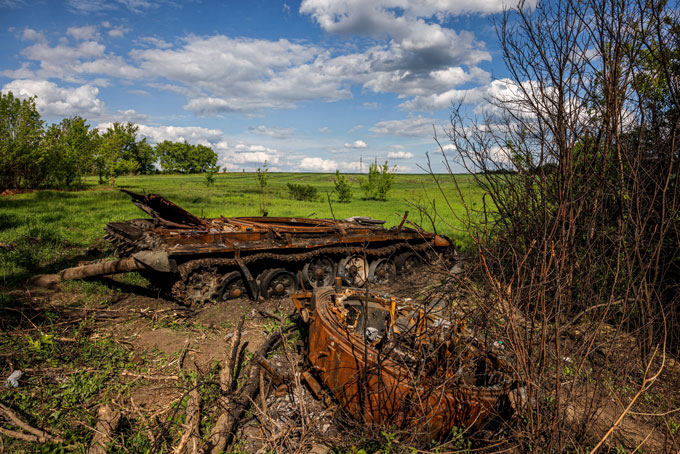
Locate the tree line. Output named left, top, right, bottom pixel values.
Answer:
left=0, top=92, right=219, bottom=190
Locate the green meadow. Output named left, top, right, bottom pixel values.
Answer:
left=0, top=172, right=484, bottom=286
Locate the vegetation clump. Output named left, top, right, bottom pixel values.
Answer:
left=360, top=161, right=395, bottom=201
left=286, top=182, right=319, bottom=201
left=333, top=170, right=353, bottom=202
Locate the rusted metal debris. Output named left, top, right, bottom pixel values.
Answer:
left=39, top=190, right=454, bottom=306
left=291, top=286, right=516, bottom=438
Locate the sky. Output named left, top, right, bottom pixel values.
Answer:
left=0, top=0, right=532, bottom=173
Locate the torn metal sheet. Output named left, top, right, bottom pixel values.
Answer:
left=292, top=287, right=516, bottom=438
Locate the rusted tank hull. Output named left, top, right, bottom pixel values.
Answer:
left=293, top=288, right=514, bottom=438
left=102, top=191, right=454, bottom=305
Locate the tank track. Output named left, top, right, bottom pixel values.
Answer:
left=170, top=240, right=437, bottom=306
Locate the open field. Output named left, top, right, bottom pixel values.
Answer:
left=0, top=172, right=483, bottom=286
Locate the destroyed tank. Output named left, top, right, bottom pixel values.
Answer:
left=49, top=190, right=453, bottom=306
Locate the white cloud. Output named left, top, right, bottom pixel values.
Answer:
left=215, top=141, right=281, bottom=168
left=67, top=25, right=99, bottom=41
left=135, top=124, right=224, bottom=145
left=20, top=28, right=44, bottom=42
left=139, top=36, right=173, bottom=48
left=107, top=26, right=129, bottom=38
left=387, top=151, right=414, bottom=159
left=2, top=79, right=105, bottom=117
left=248, top=125, right=295, bottom=139
left=318, top=126, right=329, bottom=133
left=370, top=116, right=440, bottom=138
left=299, top=157, right=338, bottom=172
left=344, top=140, right=367, bottom=148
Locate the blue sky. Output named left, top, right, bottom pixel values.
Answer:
left=0, top=0, right=531, bottom=173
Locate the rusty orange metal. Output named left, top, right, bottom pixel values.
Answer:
left=292, top=287, right=515, bottom=438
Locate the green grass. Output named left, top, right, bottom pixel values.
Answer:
left=0, top=172, right=485, bottom=285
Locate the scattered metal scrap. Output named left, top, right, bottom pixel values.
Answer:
left=292, top=285, right=516, bottom=438
left=37, top=190, right=453, bottom=306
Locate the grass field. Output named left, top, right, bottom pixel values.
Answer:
left=0, top=172, right=484, bottom=286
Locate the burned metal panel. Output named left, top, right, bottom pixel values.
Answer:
left=292, top=288, right=514, bottom=438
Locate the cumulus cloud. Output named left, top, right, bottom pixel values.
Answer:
left=135, top=124, right=224, bottom=144
left=370, top=116, right=439, bottom=138
left=344, top=140, right=367, bottom=148
left=6, top=37, right=144, bottom=81
left=20, top=28, right=44, bottom=42
left=387, top=151, right=414, bottom=159
left=299, top=157, right=338, bottom=172
left=214, top=141, right=281, bottom=169
left=67, top=25, right=99, bottom=41
left=248, top=125, right=295, bottom=139
left=2, top=79, right=105, bottom=117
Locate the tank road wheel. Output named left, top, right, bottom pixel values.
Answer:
left=260, top=268, right=298, bottom=299
left=338, top=255, right=369, bottom=287
left=395, top=252, right=423, bottom=275
left=219, top=271, right=247, bottom=301
left=182, top=269, right=220, bottom=306
left=368, top=258, right=397, bottom=284
left=302, top=256, right=336, bottom=288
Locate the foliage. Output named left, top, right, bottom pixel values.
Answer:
left=156, top=140, right=218, bottom=174
left=286, top=182, right=319, bottom=201
left=41, top=116, right=99, bottom=187
left=333, top=170, right=353, bottom=202
left=256, top=160, right=270, bottom=216
left=94, top=122, right=150, bottom=186
left=0, top=91, right=44, bottom=189
left=441, top=0, right=680, bottom=451
left=360, top=162, right=395, bottom=201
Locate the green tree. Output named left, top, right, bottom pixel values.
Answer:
left=0, top=92, right=44, bottom=189
left=360, top=161, right=395, bottom=201
left=333, top=170, right=353, bottom=202
left=156, top=141, right=218, bottom=174
left=43, top=116, right=98, bottom=187
left=95, top=122, right=140, bottom=186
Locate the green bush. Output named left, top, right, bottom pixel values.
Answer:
left=360, top=162, right=395, bottom=201
left=333, top=170, right=353, bottom=202
left=287, top=182, right=319, bottom=201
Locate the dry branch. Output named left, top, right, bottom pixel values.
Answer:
left=173, top=385, right=203, bottom=454
left=0, top=402, right=63, bottom=444
left=208, top=325, right=295, bottom=454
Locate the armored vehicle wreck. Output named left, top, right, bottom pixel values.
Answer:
left=292, top=287, right=516, bottom=438
left=43, top=190, right=453, bottom=306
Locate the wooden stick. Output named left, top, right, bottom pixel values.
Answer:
left=0, top=403, right=63, bottom=443
left=221, top=315, right=245, bottom=393
left=173, top=385, right=203, bottom=454
left=208, top=325, right=294, bottom=454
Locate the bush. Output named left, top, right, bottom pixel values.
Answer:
left=360, top=162, right=395, bottom=201
left=333, top=170, right=353, bottom=202
left=287, top=183, right=319, bottom=201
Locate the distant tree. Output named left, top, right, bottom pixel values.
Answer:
left=360, top=161, right=395, bottom=201
left=0, top=92, right=44, bottom=189
left=333, top=170, right=353, bottom=202
left=42, top=116, right=98, bottom=187
left=156, top=141, right=218, bottom=174
left=95, top=122, right=140, bottom=186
